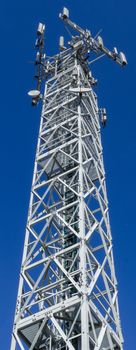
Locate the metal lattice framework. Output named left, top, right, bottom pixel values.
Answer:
left=10, top=8, right=126, bottom=350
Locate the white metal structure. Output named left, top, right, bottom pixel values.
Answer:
left=10, top=8, right=126, bottom=350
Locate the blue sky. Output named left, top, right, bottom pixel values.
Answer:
left=0, top=0, right=135, bottom=349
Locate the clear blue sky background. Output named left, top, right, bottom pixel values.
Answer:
left=0, top=0, right=135, bottom=349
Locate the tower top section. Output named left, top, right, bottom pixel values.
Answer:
left=28, top=7, right=127, bottom=106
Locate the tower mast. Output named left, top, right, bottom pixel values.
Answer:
left=11, top=8, right=126, bottom=350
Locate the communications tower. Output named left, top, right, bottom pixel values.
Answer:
left=10, top=8, right=127, bottom=350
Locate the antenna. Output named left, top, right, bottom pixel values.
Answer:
left=59, top=7, right=127, bottom=67
left=28, top=22, right=45, bottom=106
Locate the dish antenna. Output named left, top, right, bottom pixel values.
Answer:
left=28, top=90, right=40, bottom=98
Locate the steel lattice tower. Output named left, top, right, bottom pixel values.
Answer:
left=10, top=8, right=127, bottom=350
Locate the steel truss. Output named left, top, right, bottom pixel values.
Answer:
left=10, top=14, right=124, bottom=350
